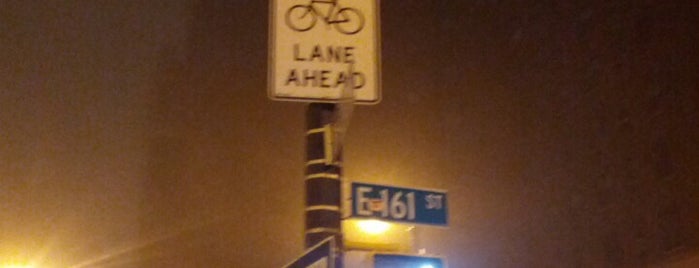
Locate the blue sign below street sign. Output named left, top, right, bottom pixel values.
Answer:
left=350, top=182, right=448, bottom=226
left=374, top=253, right=446, bottom=268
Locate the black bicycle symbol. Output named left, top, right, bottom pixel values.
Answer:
left=285, top=0, right=365, bottom=35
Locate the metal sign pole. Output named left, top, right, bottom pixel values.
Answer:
left=304, top=102, right=343, bottom=268
left=301, top=53, right=357, bottom=268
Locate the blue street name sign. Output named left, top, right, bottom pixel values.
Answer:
left=374, top=253, right=446, bottom=268
left=350, top=182, right=448, bottom=226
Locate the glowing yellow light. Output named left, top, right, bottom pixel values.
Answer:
left=1, top=264, right=35, bottom=268
left=342, top=219, right=414, bottom=252
left=357, top=220, right=390, bottom=234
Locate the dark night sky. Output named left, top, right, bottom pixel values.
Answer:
left=1, top=1, right=698, bottom=267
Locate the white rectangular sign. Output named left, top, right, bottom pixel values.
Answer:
left=269, top=0, right=381, bottom=104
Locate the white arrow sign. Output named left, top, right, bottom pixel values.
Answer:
left=283, top=237, right=336, bottom=268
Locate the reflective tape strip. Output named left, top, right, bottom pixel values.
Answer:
left=305, top=227, right=341, bottom=234
left=306, top=159, right=326, bottom=166
left=306, top=159, right=343, bottom=167
left=306, top=205, right=340, bottom=212
left=306, top=127, right=328, bottom=135
left=305, top=173, right=340, bottom=180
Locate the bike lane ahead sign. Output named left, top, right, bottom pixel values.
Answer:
left=269, top=0, right=381, bottom=104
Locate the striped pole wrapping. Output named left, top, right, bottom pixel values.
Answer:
left=304, top=103, right=343, bottom=265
